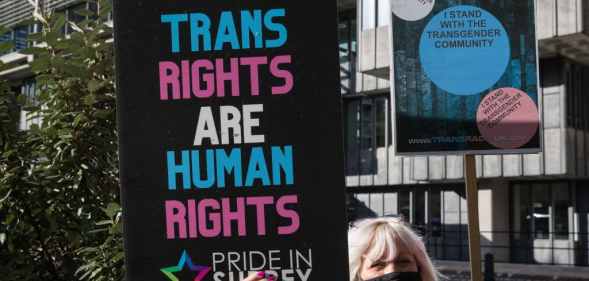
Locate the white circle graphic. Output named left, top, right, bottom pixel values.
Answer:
left=391, top=0, right=436, bottom=21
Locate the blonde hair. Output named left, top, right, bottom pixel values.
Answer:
left=348, top=217, right=439, bottom=281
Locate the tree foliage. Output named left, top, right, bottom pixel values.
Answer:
left=0, top=1, right=124, bottom=280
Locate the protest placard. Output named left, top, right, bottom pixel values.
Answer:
left=113, top=2, right=349, bottom=280
left=390, top=0, right=540, bottom=155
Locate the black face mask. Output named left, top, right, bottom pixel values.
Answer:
left=362, top=272, right=421, bottom=281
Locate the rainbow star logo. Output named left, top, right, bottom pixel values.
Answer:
left=161, top=250, right=212, bottom=281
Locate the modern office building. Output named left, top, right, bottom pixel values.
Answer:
left=345, top=0, right=589, bottom=273
left=1, top=0, right=588, bottom=278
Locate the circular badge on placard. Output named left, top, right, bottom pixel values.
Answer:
left=391, top=0, right=435, bottom=21
left=476, top=88, right=539, bottom=149
left=419, top=5, right=510, bottom=95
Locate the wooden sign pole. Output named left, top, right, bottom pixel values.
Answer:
left=464, top=154, right=482, bottom=281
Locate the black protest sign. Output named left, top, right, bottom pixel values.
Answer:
left=113, top=1, right=349, bottom=281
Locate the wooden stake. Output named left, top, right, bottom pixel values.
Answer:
left=464, top=154, right=482, bottom=281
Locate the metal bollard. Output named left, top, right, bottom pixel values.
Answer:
left=484, top=253, right=495, bottom=281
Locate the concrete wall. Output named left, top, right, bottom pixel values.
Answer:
left=43, top=0, right=82, bottom=13
left=353, top=181, right=512, bottom=262
left=0, top=0, right=86, bottom=28
left=359, top=0, right=588, bottom=75
left=0, top=0, right=34, bottom=28
left=486, top=180, right=510, bottom=262
left=536, top=0, right=585, bottom=39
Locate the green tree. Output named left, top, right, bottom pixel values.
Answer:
left=0, top=1, right=124, bottom=280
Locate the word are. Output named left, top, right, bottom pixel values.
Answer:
left=193, top=104, right=265, bottom=146
left=161, top=9, right=287, bottom=53
left=159, top=55, right=293, bottom=100
left=165, top=195, right=299, bottom=238
left=167, top=146, right=294, bottom=190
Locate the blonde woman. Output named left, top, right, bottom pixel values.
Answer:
left=348, top=217, right=439, bottom=281
left=242, top=217, right=438, bottom=281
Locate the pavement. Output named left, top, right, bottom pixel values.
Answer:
left=435, top=260, right=589, bottom=280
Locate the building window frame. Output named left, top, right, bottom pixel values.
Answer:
left=343, top=93, right=392, bottom=176
left=509, top=180, right=577, bottom=265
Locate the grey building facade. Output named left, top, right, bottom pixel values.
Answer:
left=347, top=0, right=589, bottom=270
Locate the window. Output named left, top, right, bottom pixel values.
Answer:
left=375, top=98, right=387, bottom=147
left=88, top=0, right=99, bottom=20
left=0, top=31, right=12, bottom=55
left=18, top=79, right=41, bottom=131
left=58, top=1, right=102, bottom=35
left=377, top=0, right=389, bottom=27
left=398, top=191, right=410, bottom=221
left=13, top=25, right=29, bottom=51
left=414, top=190, right=426, bottom=226
left=552, top=183, right=570, bottom=239
left=361, top=0, right=375, bottom=30
left=102, top=0, right=114, bottom=22
left=339, top=13, right=357, bottom=95
left=532, top=184, right=550, bottom=239
left=348, top=185, right=468, bottom=261
left=0, top=24, right=35, bottom=54
left=429, top=190, right=442, bottom=237
left=510, top=181, right=577, bottom=264
left=344, top=95, right=391, bottom=175
left=362, top=0, right=388, bottom=30
left=348, top=182, right=583, bottom=265
left=512, top=184, right=531, bottom=240
left=565, top=62, right=589, bottom=130
left=63, top=3, right=87, bottom=34
left=359, top=101, right=374, bottom=174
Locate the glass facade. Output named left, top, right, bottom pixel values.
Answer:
left=511, top=181, right=579, bottom=265
left=54, top=1, right=102, bottom=35
left=18, top=79, right=41, bottom=131
left=361, top=0, right=388, bottom=30
left=344, top=95, right=390, bottom=175
left=339, top=13, right=356, bottom=96
left=0, top=24, right=33, bottom=55
left=0, top=31, right=12, bottom=54
left=361, top=0, right=375, bottom=30
left=352, top=186, right=473, bottom=261
left=566, top=62, right=589, bottom=132
left=351, top=182, right=587, bottom=265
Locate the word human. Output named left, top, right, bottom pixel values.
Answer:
left=161, top=9, right=287, bottom=53
left=167, top=145, right=294, bottom=189
left=165, top=195, right=300, bottom=238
